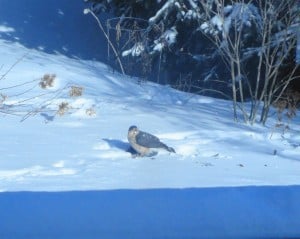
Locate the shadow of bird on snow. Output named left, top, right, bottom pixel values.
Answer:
left=102, top=138, right=137, bottom=154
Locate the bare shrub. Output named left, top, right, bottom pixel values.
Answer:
left=106, top=17, right=156, bottom=78
left=273, top=89, right=300, bottom=121
left=201, top=0, right=300, bottom=124
left=173, top=74, right=193, bottom=93
left=0, top=54, right=89, bottom=122
left=84, top=9, right=125, bottom=75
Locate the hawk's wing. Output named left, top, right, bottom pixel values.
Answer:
left=136, top=131, right=165, bottom=148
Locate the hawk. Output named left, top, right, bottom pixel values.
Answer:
left=127, top=125, right=176, bottom=157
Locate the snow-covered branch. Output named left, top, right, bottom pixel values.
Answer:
left=200, top=3, right=262, bottom=39
left=149, top=0, right=175, bottom=24
left=122, top=42, right=145, bottom=57
left=152, top=27, right=178, bottom=52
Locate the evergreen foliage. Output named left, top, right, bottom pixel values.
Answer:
left=85, top=0, right=300, bottom=123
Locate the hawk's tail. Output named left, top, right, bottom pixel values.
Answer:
left=164, top=145, right=176, bottom=153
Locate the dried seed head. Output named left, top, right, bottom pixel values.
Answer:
left=85, top=107, right=96, bottom=116
left=69, top=86, right=84, bottom=97
left=57, top=102, right=69, bottom=116
left=39, top=74, right=56, bottom=89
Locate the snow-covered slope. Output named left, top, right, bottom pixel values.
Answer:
left=0, top=0, right=108, bottom=61
left=1, top=39, right=300, bottom=192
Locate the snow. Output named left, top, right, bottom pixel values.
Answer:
left=200, top=3, right=262, bottom=37
left=0, top=25, right=15, bottom=33
left=1, top=186, right=300, bottom=239
left=1, top=38, right=300, bottom=192
left=122, top=42, right=145, bottom=57
left=153, top=27, right=178, bottom=52
left=1, top=1, right=300, bottom=237
left=149, top=0, right=175, bottom=24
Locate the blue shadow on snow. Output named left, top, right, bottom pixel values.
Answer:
left=0, top=0, right=109, bottom=61
left=0, top=186, right=300, bottom=238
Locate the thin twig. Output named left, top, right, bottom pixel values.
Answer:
left=84, top=8, right=125, bottom=75
left=0, top=53, right=29, bottom=81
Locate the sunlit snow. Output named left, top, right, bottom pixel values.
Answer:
left=1, top=39, right=300, bottom=192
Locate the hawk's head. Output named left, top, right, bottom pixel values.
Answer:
left=128, top=125, right=139, bottom=137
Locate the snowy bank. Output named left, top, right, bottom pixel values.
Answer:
left=1, top=39, right=300, bottom=191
